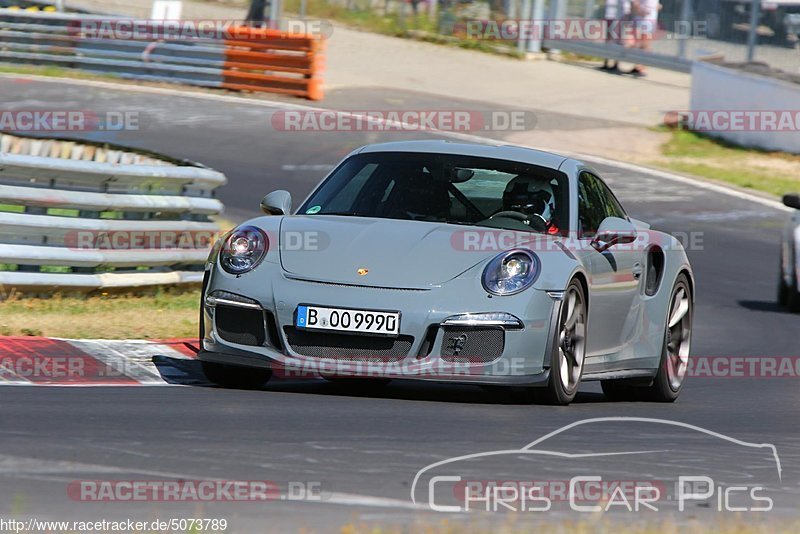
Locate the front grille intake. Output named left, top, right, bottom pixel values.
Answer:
left=440, top=326, right=505, bottom=363
left=283, top=327, right=413, bottom=362
left=215, top=305, right=267, bottom=346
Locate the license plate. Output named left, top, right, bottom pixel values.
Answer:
left=296, top=305, right=400, bottom=335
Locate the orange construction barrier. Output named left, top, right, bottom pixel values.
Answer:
left=222, top=26, right=325, bottom=101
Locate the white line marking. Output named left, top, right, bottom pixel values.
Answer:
left=0, top=452, right=426, bottom=510
left=64, top=339, right=180, bottom=384
left=565, top=153, right=792, bottom=213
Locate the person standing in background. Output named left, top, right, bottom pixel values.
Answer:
left=601, top=0, right=631, bottom=72
left=629, top=0, right=660, bottom=77
left=246, top=0, right=268, bottom=25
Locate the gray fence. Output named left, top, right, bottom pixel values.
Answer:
left=0, top=9, right=238, bottom=89
left=0, top=8, right=325, bottom=99
left=0, top=133, right=227, bottom=293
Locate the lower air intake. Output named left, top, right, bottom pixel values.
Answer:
left=283, top=327, right=413, bottom=362
left=215, top=306, right=266, bottom=346
left=440, top=326, right=505, bottom=363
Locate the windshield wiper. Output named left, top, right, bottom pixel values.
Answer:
left=314, top=211, right=363, bottom=217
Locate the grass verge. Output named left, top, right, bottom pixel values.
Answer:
left=0, top=219, right=234, bottom=339
left=653, top=128, right=800, bottom=197
left=0, top=63, right=119, bottom=82
left=0, top=288, right=200, bottom=339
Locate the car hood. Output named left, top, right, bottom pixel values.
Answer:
left=278, top=216, right=501, bottom=289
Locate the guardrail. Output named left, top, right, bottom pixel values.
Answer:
left=542, top=39, right=695, bottom=73
left=0, top=8, right=325, bottom=100
left=0, top=133, right=227, bottom=294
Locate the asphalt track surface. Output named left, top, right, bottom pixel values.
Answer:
left=0, top=77, right=799, bottom=531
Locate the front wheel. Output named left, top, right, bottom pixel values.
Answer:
left=538, top=279, right=587, bottom=405
left=602, top=274, right=692, bottom=402
left=202, top=361, right=271, bottom=389
left=646, top=274, right=693, bottom=402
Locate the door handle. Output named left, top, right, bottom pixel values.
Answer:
left=632, top=262, right=643, bottom=280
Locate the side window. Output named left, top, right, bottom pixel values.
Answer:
left=596, top=178, right=627, bottom=220
left=577, top=173, right=607, bottom=238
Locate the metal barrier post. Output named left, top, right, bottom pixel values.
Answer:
left=677, top=0, right=693, bottom=59
left=584, top=0, right=595, bottom=18
left=269, top=0, right=281, bottom=26
left=747, top=0, right=760, bottom=61
left=518, top=0, right=531, bottom=53
left=528, top=0, right=545, bottom=53
left=547, top=0, right=566, bottom=54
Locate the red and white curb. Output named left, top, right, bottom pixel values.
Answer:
left=0, top=337, right=199, bottom=385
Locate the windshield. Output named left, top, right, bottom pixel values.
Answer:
left=298, top=152, right=570, bottom=235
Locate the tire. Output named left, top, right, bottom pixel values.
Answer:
left=601, top=273, right=692, bottom=402
left=645, top=274, right=692, bottom=402
left=202, top=361, right=271, bottom=389
left=788, top=276, right=800, bottom=313
left=778, top=259, right=789, bottom=307
left=778, top=250, right=800, bottom=313
left=537, top=279, right=587, bottom=405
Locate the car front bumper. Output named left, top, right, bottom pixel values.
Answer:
left=199, top=263, right=560, bottom=386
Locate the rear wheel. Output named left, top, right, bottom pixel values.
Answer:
left=202, top=361, right=271, bottom=389
left=538, top=279, right=586, bottom=405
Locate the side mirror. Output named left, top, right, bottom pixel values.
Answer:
left=783, top=193, right=800, bottom=210
left=591, top=217, right=637, bottom=253
left=261, top=190, right=292, bottom=215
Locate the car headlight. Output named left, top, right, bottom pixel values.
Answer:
left=482, top=249, right=540, bottom=296
left=219, top=225, right=268, bottom=275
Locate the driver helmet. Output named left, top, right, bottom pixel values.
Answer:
left=502, top=176, right=557, bottom=227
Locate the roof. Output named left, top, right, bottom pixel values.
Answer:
left=356, top=140, right=569, bottom=170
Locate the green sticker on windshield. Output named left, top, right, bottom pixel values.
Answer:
left=306, top=205, right=321, bottom=214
